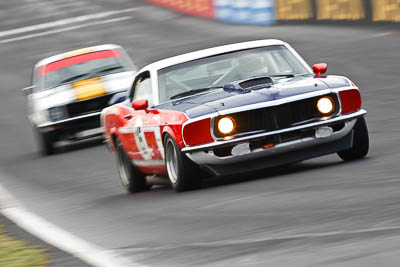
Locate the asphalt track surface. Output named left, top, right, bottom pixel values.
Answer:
left=1, top=1, right=400, bottom=266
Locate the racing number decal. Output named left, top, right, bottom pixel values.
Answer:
left=118, top=114, right=165, bottom=166
left=130, top=116, right=164, bottom=163
left=144, top=131, right=163, bottom=160
left=133, top=126, right=164, bottom=161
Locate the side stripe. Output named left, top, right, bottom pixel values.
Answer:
left=119, top=123, right=165, bottom=165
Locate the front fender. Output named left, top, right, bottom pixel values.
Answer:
left=102, top=104, right=130, bottom=152
left=162, top=125, right=185, bottom=149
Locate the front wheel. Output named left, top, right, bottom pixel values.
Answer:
left=34, top=127, right=55, bottom=156
left=115, top=138, right=147, bottom=193
left=164, top=135, right=201, bottom=192
left=337, top=117, right=369, bottom=161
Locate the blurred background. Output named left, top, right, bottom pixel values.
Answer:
left=0, top=0, right=400, bottom=266
left=147, top=0, right=400, bottom=24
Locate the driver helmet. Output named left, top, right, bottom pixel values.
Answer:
left=237, top=54, right=268, bottom=79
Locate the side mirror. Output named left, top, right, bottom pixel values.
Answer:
left=108, top=92, right=127, bottom=106
left=132, top=99, right=148, bottom=111
left=21, top=85, right=35, bottom=95
left=313, top=63, right=327, bottom=78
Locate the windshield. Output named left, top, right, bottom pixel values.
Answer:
left=158, top=45, right=311, bottom=103
left=35, top=50, right=129, bottom=91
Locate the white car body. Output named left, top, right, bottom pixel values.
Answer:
left=25, top=44, right=136, bottom=154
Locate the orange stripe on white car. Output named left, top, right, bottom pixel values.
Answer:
left=71, top=77, right=107, bottom=101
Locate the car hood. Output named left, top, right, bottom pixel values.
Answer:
left=31, top=71, right=135, bottom=110
left=157, top=75, right=351, bottom=119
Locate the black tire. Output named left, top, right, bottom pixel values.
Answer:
left=35, top=127, right=55, bottom=156
left=337, top=117, right=369, bottom=161
left=115, top=138, right=147, bottom=193
left=164, top=134, right=202, bottom=192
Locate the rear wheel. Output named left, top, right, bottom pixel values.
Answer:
left=35, top=127, right=55, bottom=156
left=115, top=138, right=147, bottom=193
left=164, top=134, right=201, bottom=192
left=337, top=117, right=369, bottom=161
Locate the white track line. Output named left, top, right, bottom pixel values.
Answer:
left=0, top=16, right=133, bottom=44
left=118, top=225, right=400, bottom=252
left=0, top=7, right=139, bottom=38
left=0, top=183, right=146, bottom=267
left=187, top=226, right=400, bottom=247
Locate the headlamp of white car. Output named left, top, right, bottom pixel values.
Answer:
left=48, top=106, right=68, bottom=122
left=317, top=96, right=335, bottom=116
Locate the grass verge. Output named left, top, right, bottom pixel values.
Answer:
left=0, top=224, right=50, bottom=267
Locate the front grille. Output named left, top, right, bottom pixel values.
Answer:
left=212, top=121, right=345, bottom=157
left=67, top=94, right=115, bottom=118
left=213, top=94, right=339, bottom=138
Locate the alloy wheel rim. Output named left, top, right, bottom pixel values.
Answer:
left=117, top=146, right=130, bottom=186
left=166, top=140, right=178, bottom=184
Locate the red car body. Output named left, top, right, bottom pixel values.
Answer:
left=103, top=106, right=187, bottom=175
left=101, top=40, right=368, bottom=192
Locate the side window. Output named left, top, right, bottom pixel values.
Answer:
left=130, top=72, right=154, bottom=107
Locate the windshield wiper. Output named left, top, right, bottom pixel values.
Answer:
left=92, top=65, right=124, bottom=76
left=170, top=86, right=223, bottom=100
left=59, top=73, right=91, bottom=84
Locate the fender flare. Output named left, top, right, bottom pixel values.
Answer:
left=108, top=127, right=120, bottom=152
left=162, top=126, right=185, bottom=149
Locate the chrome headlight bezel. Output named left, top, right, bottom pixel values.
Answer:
left=48, top=105, right=68, bottom=122
left=215, top=116, right=236, bottom=137
left=317, top=96, right=335, bottom=116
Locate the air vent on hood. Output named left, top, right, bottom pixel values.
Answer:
left=239, top=77, right=273, bottom=89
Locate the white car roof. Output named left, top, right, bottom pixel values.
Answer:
left=138, top=39, right=289, bottom=73
left=34, top=44, right=123, bottom=68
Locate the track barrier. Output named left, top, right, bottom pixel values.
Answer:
left=147, top=0, right=400, bottom=24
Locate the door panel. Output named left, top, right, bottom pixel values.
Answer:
left=143, top=131, right=163, bottom=160
left=120, top=109, right=147, bottom=161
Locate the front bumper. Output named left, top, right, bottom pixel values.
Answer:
left=184, top=110, right=366, bottom=176
left=37, top=112, right=101, bottom=140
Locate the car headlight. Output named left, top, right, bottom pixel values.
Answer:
left=217, top=117, right=235, bottom=135
left=317, top=97, right=335, bottom=115
left=48, top=106, right=68, bottom=122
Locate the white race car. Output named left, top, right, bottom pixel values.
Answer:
left=24, top=44, right=136, bottom=155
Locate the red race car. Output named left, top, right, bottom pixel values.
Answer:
left=101, top=40, right=369, bottom=193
